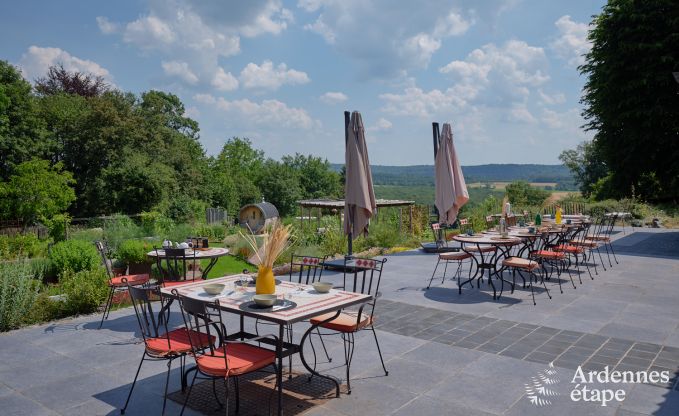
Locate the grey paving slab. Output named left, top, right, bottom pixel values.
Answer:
left=0, top=392, right=59, bottom=416
left=391, top=395, right=496, bottom=416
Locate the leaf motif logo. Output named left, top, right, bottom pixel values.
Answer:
left=524, top=361, right=561, bottom=406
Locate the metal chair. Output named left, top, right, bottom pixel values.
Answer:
left=427, top=249, right=472, bottom=289
left=94, top=241, right=149, bottom=329
left=155, top=248, right=202, bottom=288
left=309, top=257, right=389, bottom=394
left=530, top=230, right=576, bottom=294
left=502, top=238, right=550, bottom=305
left=121, top=284, right=215, bottom=415
left=176, top=293, right=278, bottom=416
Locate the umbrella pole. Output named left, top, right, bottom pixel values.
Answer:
left=432, top=122, right=441, bottom=224
left=344, top=110, right=353, bottom=258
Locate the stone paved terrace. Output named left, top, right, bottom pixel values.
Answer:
left=1, top=227, right=678, bottom=415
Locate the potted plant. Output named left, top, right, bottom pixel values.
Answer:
left=111, top=259, right=127, bottom=276
left=116, top=239, right=155, bottom=275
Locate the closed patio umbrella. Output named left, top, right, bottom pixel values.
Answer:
left=434, top=123, right=469, bottom=225
left=344, top=111, right=376, bottom=256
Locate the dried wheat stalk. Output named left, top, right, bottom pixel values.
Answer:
left=239, top=220, right=293, bottom=269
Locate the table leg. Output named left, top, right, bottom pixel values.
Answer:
left=202, top=258, right=219, bottom=279
left=299, top=310, right=342, bottom=397
left=277, top=324, right=284, bottom=416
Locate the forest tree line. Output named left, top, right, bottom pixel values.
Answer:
left=0, top=62, right=342, bottom=226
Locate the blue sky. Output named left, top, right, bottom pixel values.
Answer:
left=0, top=0, right=605, bottom=165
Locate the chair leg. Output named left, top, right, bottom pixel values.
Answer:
left=427, top=258, right=441, bottom=289
left=370, top=326, right=389, bottom=376
left=161, top=358, right=172, bottom=415
left=342, top=332, right=356, bottom=394
left=234, top=377, right=240, bottom=413
left=222, top=377, right=230, bottom=416
left=609, top=241, right=619, bottom=264
left=99, top=286, right=115, bottom=329
left=441, top=260, right=449, bottom=284
left=211, top=378, right=223, bottom=409
left=121, top=352, right=146, bottom=414
left=180, top=368, right=197, bottom=416
left=316, top=327, right=332, bottom=363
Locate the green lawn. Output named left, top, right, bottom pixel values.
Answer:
left=201, top=242, right=255, bottom=279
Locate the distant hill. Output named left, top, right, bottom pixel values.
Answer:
left=330, top=163, right=575, bottom=188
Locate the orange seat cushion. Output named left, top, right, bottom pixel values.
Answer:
left=554, top=244, right=585, bottom=254
left=145, top=328, right=215, bottom=356
left=110, top=274, right=149, bottom=287
left=502, top=257, right=539, bottom=270
left=466, top=245, right=495, bottom=253
left=533, top=250, right=565, bottom=259
left=439, top=251, right=472, bottom=261
left=587, top=235, right=610, bottom=241
left=309, top=311, right=373, bottom=333
left=196, top=343, right=276, bottom=377
left=573, top=240, right=598, bottom=247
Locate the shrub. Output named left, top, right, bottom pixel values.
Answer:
left=69, top=227, right=104, bottom=242
left=116, top=239, right=157, bottom=264
left=0, top=234, right=47, bottom=260
left=102, top=214, right=142, bottom=252
left=140, top=211, right=175, bottom=236
left=49, top=239, right=101, bottom=277
left=44, top=213, right=70, bottom=242
left=0, top=259, right=41, bottom=331
left=59, top=267, right=109, bottom=315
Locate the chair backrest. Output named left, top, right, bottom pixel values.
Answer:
left=343, top=257, right=387, bottom=319
left=506, top=215, right=517, bottom=227
left=94, top=241, right=113, bottom=279
left=430, top=223, right=446, bottom=248
left=175, top=292, right=225, bottom=359
left=289, top=254, right=326, bottom=284
left=156, top=248, right=198, bottom=284
left=127, top=283, right=168, bottom=345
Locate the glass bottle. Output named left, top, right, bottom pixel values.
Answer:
left=535, top=213, right=542, bottom=226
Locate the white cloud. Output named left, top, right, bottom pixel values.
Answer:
left=98, top=1, right=293, bottom=86
left=319, top=91, right=348, bottom=104
left=18, top=46, right=112, bottom=83
left=195, top=94, right=316, bottom=129
left=538, top=89, right=566, bottom=105
left=193, top=93, right=217, bottom=104
left=439, top=40, right=549, bottom=106
left=380, top=87, right=466, bottom=119
left=161, top=60, right=199, bottom=84
left=96, top=16, right=119, bottom=34
left=185, top=106, right=200, bottom=118
left=123, top=15, right=176, bottom=46
left=508, top=104, right=537, bottom=124
left=297, top=0, right=498, bottom=77
left=239, top=60, right=310, bottom=90
left=550, top=15, right=590, bottom=66
left=368, top=118, right=393, bottom=131
left=211, top=67, right=239, bottom=91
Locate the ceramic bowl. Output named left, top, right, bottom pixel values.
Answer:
left=253, top=294, right=277, bottom=307
left=203, top=283, right=225, bottom=295
left=312, top=282, right=333, bottom=293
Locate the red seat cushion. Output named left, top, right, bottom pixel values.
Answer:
left=309, top=311, right=373, bottom=333
left=533, top=250, right=565, bottom=259
left=554, top=244, right=584, bottom=254
left=110, top=274, right=149, bottom=287
left=145, top=328, right=215, bottom=356
left=196, top=343, right=276, bottom=377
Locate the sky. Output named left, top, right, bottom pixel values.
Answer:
left=0, top=0, right=606, bottom=166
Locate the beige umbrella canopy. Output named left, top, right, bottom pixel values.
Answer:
left=344, top=111, right=376, bottom=254
left=434, top=123, right=469, bottom=225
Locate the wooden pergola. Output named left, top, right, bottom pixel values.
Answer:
left=296, top=198, right=416, bottom=233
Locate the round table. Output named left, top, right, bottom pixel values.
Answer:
left=147, top=247, right=230, bottom=279
left=453, top=234, right=523, bottom=300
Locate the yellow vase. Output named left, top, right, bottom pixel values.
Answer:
left=255, top=266, right=275, bottom=295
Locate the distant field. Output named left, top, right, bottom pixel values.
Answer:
left=468, top=182, right=558, bottom=190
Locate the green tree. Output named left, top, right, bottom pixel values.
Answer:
left=505, top=181, right=550, bottom=207
left=0, top=61, right=45, bottom=179
left=282, top=153, right=341, bottom=198
left=214, top=138, right=265, bottom=208
left=256, top=160, right=302, bottom=216
left=0, top=159, right=75, bottom=225
left=580, top=0, right=679, bottom=201
left=558, top=141, right=609, bottom=197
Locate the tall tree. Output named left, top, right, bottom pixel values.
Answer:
left=558, top=141, right=609, bottom=197
left=35, top=64, right=109, bottom=97
left=0, top=61, right=45, bottom=179
left=580, top=0, right=679, bottom=201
